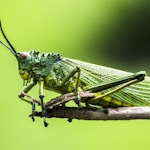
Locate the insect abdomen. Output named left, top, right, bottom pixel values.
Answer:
left=81, top=92, right=132, bottom=107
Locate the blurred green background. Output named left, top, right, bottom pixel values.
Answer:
left=1, top=0, right=150, bottom=150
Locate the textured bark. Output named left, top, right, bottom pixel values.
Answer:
left=31, top=106, right=150, bottom=120
left=30, top=92, right=150, bottom=120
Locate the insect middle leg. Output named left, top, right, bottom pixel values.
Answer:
left=59, top=66, right=81, bottom=107
left=38, top=78, right=49, bottom=127
left=18, top=81, right=37, bottom=105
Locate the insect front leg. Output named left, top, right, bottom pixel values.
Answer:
left=18, top=81, right=37, bottom=105
left=18, top=81, right=37, bottom=121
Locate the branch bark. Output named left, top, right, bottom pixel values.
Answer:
left=30, top=92, right=150, bottom=121
left=31, top=106, right=150, bottom=120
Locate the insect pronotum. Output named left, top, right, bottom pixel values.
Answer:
left=1, top=21, right=150, bottom=126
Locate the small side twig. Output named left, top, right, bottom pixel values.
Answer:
left=45, top=91, right=95, bottom=109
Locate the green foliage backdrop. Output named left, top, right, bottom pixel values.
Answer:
left=0, top=1, right=150, bottom=150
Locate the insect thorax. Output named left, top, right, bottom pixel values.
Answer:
left=18, top=51, right=81, bottom=93
left=31, top=51, right=63, bottom=77
left=18, top=50, right=63, bottom=80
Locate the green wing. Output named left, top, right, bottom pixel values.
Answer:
left=63, top=58, right=150, bottom=106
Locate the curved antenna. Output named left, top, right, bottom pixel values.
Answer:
left=0, top=21, right=17, bottom=56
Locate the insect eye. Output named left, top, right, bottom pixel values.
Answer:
left=20, top=52, right=29, bottom=59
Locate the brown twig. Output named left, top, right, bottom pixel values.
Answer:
left=31, top=106, right=150, bottom=120
left=29, top=92, right=150, bottom=120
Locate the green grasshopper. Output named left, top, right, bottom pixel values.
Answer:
left=1, top=21, right=150, bottom=126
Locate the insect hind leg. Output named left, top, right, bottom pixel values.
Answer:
left=85, top=71, right=146, bottom=108
left=86, top=71, right=146, bottom=92
left=88, top=76, right=144, bottom=107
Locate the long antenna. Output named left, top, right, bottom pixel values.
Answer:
left=0, top=21, right=17, bottom=56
